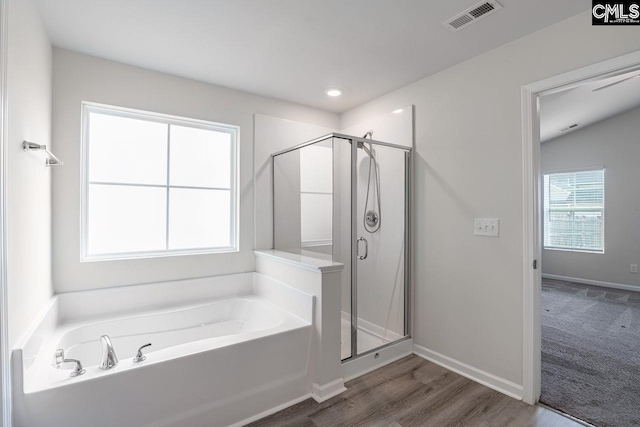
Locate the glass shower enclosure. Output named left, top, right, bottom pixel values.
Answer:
left=272, top=133, right=410, bottom=361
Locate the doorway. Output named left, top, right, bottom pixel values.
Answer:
left=522, top=50, right=640, bottom=426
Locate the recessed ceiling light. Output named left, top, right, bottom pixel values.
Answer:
left=393, top=109, right=404, bottom=114
left=326, top=88, right=342, bottom=97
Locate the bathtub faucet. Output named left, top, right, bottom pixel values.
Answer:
left=99, top=335, right=119, bottom=370
left=54, top=348, right=85, bottom=377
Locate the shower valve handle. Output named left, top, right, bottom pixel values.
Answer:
left=357, top=237, right=368, bottom=260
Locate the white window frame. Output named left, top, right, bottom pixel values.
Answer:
left=80, top=102, right=239, bottom=261
left=543, top=167, right=605, bottom=254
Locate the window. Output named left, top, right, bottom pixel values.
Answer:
left=81, top=103, right=238, bottom=261
left=543, top=169, right=604, bottom=253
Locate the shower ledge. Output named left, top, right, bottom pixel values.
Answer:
left=254, top=250, right=344, bottom=273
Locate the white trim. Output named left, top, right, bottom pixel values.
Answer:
left=82, top=245, right=239, bottom=263
left=543, top=247, right=604, bottom=255
left=521, top=49, right=640, bottom=406
left=541, top=165, right=605, bottom=174
left=253, top=249, right=344, bottom=273
left=542, top=273, right=640, bottom=293
left=521, top=82, right=542, bottom=405
left=413, top=344, right=524, bottom=400
left=228, top=393, right=312, bottom=427
left=310, top=378, right=347, bottom=402
left=0, top=0, right=10, bottom=423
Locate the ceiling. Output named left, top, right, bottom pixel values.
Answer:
left=540, top=70, right=640, bottom=142
left=35, top=0, right=588, bottom=112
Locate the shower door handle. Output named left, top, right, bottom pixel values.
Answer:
left=357, top=237, right=368, bottom=260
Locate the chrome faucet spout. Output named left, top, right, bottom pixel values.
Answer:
left=99, top=335, right=118, bottom=370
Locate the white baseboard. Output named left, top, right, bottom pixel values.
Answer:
left=231, top=393, right=312, bottom=427
left=413, top=344, right=523, bottom=400
left=311, top=378, right=347, bottom=403
left=542, top=273, right=640, bottom=293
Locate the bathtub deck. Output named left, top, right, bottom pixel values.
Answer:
left=248, top=355, right=582, bottom=427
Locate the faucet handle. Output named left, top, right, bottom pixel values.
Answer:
left=133, top=343, right=152, bottom=363
left=53, top=349, right=86, bottom=377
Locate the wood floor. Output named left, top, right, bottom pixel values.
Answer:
left=249, top=355, right=582, bottom=427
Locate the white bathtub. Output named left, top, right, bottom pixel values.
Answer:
left=13, top=273, right=313, bottom=427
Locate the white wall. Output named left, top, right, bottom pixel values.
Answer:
left=341, top=106, right=413, bottom=149
left=542, top=107, right=640, bottom=288
left=340, top=11, right=640, bottom=387
left=6, top=0, right=53, bottom=348
left=52, top=50, right=338, bottom=293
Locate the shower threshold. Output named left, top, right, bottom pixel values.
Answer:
left=340, top=318, right=401, bottom=360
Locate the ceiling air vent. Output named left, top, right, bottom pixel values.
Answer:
left=443, top=0, right=503, bottom=32
left=559, top=123, right=580, bottom=132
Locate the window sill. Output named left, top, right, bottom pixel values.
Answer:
left=81, top=246, right=239, bottom=263
left=543, top=247, right=604, bottom=255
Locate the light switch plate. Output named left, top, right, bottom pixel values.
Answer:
left=474, top=218, right=500, bottom=237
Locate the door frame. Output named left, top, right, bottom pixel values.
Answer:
left=521, top=49, right=640, bottom=404
left=349, top=136, right=413, bottom=361
left=0, top=0, right=10, bottom=424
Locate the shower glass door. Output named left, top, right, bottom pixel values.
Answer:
left=271, top=133, right=409, bottom=362
left=353, top=140, right=409, bottom=357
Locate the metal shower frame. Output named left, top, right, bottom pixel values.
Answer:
left=271, top=133, right=412, bottom=362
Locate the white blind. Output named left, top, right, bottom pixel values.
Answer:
left=543, top=169, right=604, bottom=253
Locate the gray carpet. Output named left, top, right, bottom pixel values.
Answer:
left=541, top=278, right=640, bottom=427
